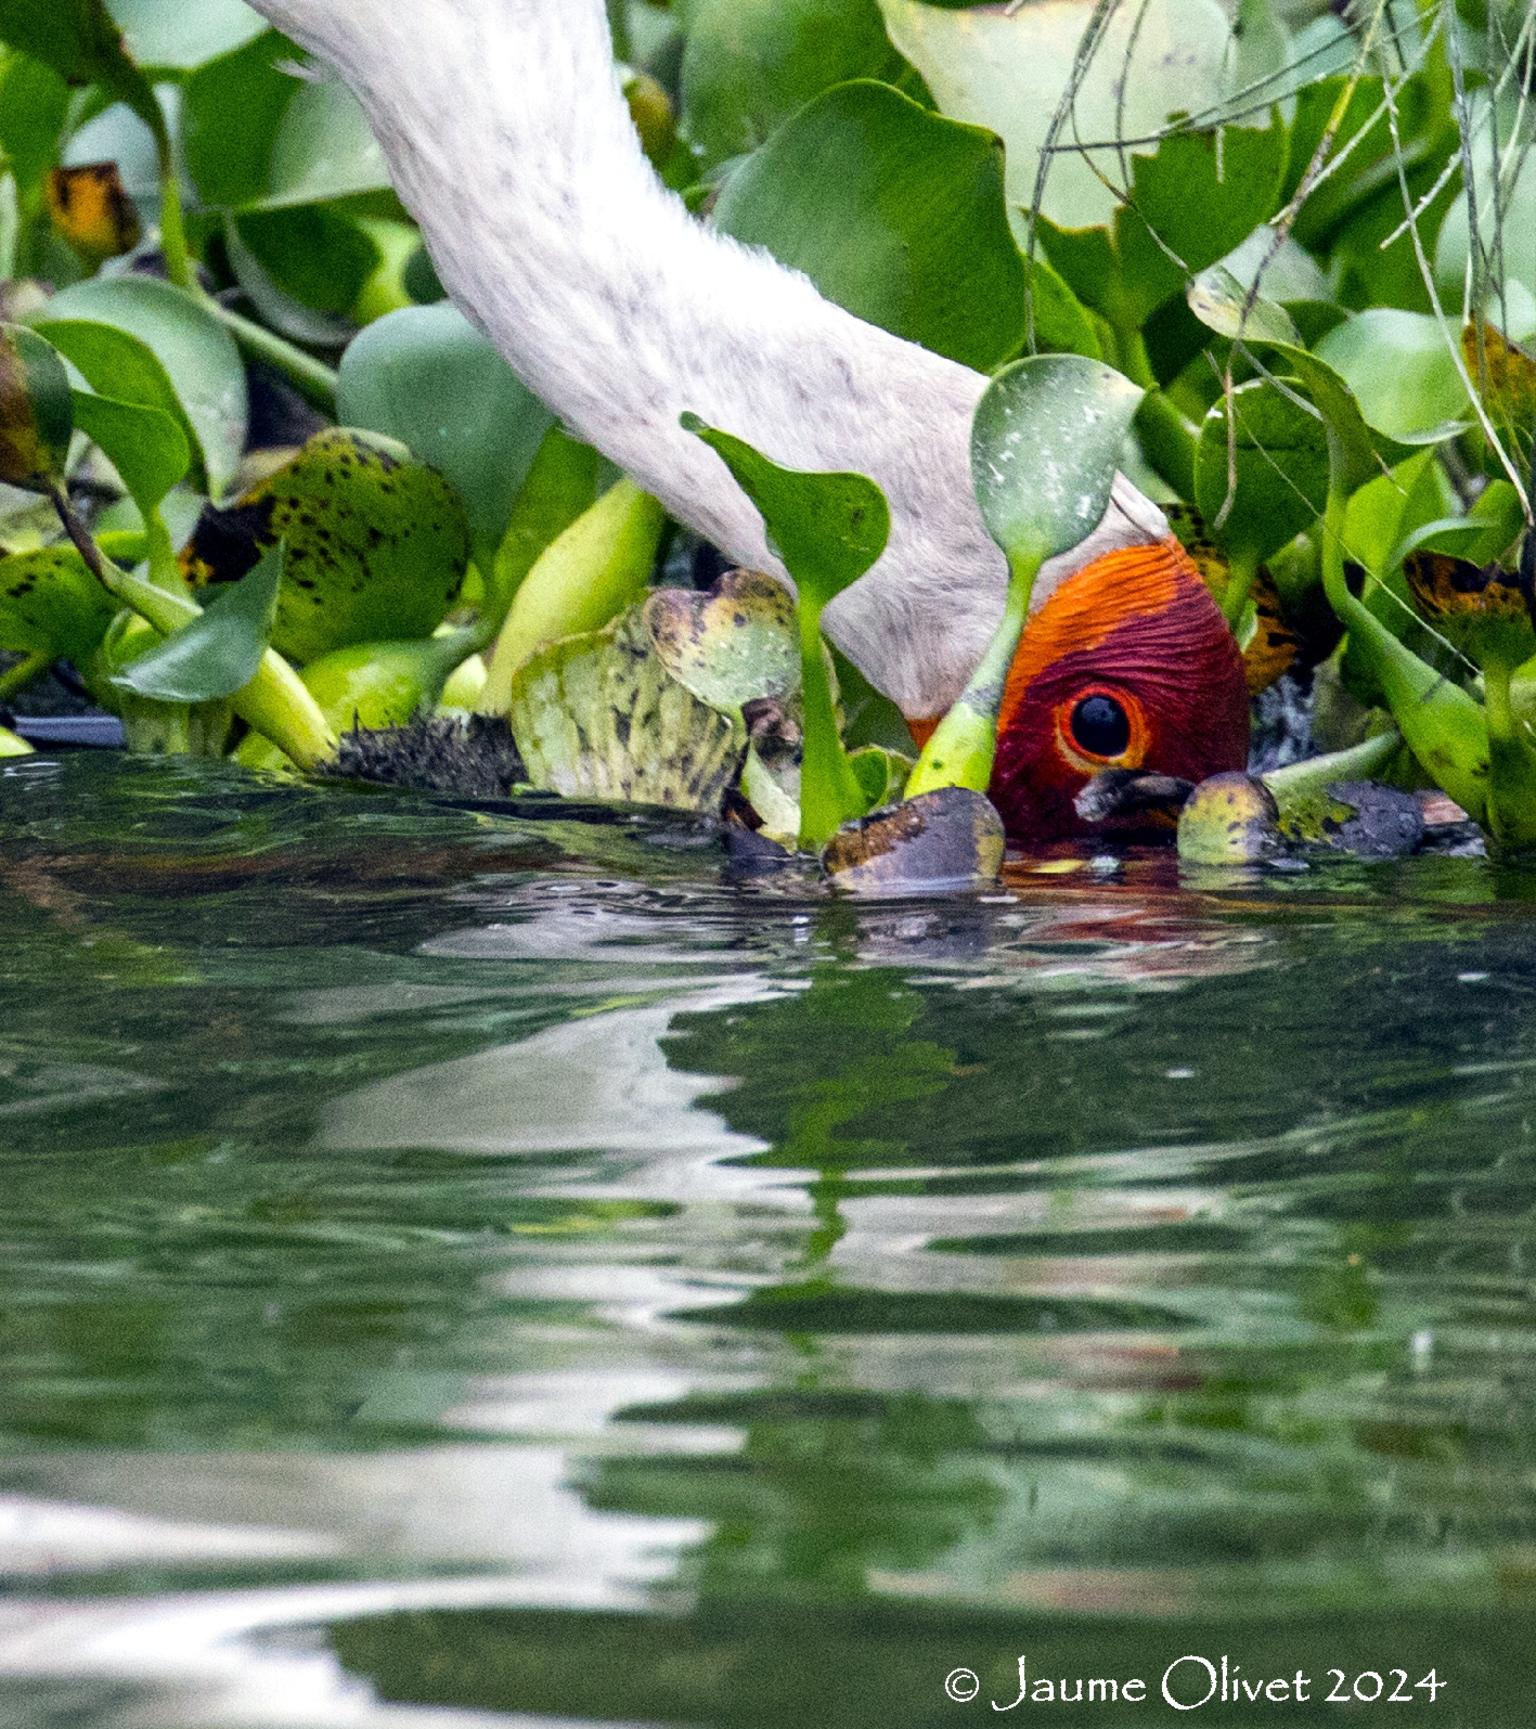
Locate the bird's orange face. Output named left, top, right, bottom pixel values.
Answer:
left=982, top=538, right=1249, bottom=842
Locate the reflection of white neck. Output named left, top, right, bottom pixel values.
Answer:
left=246, top=0, right=1162, bottom=717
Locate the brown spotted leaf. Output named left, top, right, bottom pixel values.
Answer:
left=0, top=323, right=72, bottom=494
left=1463, top=320, right=1536, bottom=452
left=1404, top=549, right=1535, bottom=669
left=181, top=428, right=471, bottom=664
left=643, top=568, right=798, bottom=712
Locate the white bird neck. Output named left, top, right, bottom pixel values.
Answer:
left=241, top=0, right=1160, bottom=716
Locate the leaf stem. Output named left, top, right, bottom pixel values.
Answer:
left=48, top=482, right=337, bottom=770
left=209, top=302, right=341, bottom=414
left=797, top=604, right=867, bottom=850
left=0, top=650, right=49, bottom=704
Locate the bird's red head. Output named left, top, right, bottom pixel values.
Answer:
left=984, top=537, right=1249, bottom=842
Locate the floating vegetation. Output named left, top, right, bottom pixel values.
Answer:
left=0, top=0, right=1533, bottom=886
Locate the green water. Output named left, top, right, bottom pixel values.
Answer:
left=2, top=754, right=1535, bottom=1728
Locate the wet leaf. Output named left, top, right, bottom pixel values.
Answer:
left=971, top=355, right=1143, bottom=574
left=45, top=161, right=140, bottom=261
left=712, top=80, right=1026, bottom=372
left=507, top=608, right=746, bottom=814
left=338, top=304, right=554, bottom=569
left=1177, top=772, right=1283, bottom=864
left=33, top=277, right=248, bottom=497
left=643, top=570, right=798, bottom=713
left=181, top=429, right=471, bottom=664
left=1274, top=778, right=1424, bottom=858
left=113, top=542, right=282, bottom=704
left=0, top=322, right=72, bottom=493
left=0, top=544, right=116, bottom=662
left=822, top=788, right=1005, bottom=892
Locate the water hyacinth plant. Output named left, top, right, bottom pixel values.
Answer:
left=0, top=0, right=1532, bottom=871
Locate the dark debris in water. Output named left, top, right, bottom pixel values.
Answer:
left=327, top=714, right=527, bottom=800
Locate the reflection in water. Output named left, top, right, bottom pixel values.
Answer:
left=0, top=758, right=1535, bottom=1727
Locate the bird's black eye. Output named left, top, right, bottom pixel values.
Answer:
left=1069, top=693, right=1131, bottom=759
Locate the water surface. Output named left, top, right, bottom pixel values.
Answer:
left=2, top=755, right=1534, bottom=1727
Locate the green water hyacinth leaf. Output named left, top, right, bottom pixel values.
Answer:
left=0, top=723, right=32, bottom=758
left=507, top=609, right=745, bottom=814
left=1187, top=267, right=1410, bottom=493
left=1316, top=311, right=1471, bottom=445
left=34, top=277, right=248, bottom=497
left=908, top=354, right=1143, bottom=800
left=0, top=0, right=162, bottom=142
left=71, top=390, right=190, bottom=518
left=712, top=80, right=1026, bottom=372
left=684, top=414, right=889, bottom=848
left=338, top=304, right=555, bottom=570
left=108, top=0, right=267, bottom=71
left=877, top=0, right=1258, bottom=228
left=680, top=0, right=897, bottom=168
left=0, top=545, right=116, bottom=663
left=644, top=570, right=798, bottom=713
left=113, top=542, right=282, bottom=704
left=1195, top=379, right=1331, bottom=572
left=181, top=429, right=471, bottom=664
left=0, top=323, right=72, bottom=493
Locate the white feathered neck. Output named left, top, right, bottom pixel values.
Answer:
left=245, top=0, right=1167, bottom=717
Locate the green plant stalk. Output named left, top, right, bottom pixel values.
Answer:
left=1263, top=730, right=1402, bottom=801
left=1480, top=652, right=1536, bottom=850
left=1134, top=391, right=1197, bottom=501
left=156, top=141, right=194, bottom=292
left=797, top=600, right=869, bottom=850
left=208, top=302, right=341, bottom=415
left=50, top=486, right=337, bottom=769
left=480, top=479, right=664, bottom=714
left=906, top=547, right=1040, bottom=798
left=0, top=649, right=48, bottom=702
left=1220, top=548, right=1260, bottom=627
left=1318, top=455, right=1489, bottom=823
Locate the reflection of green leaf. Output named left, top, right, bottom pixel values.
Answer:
left=713, top=81, right=1025, bottom=371
left=33, top=277, right=248, bottom=496
left=338, top=305, right=554, bottom=570
left=0, top=323, right=72, bottom=493
left=182, top=429, right=471, bottom=664
left=113, top=543, right=282, bottom=704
